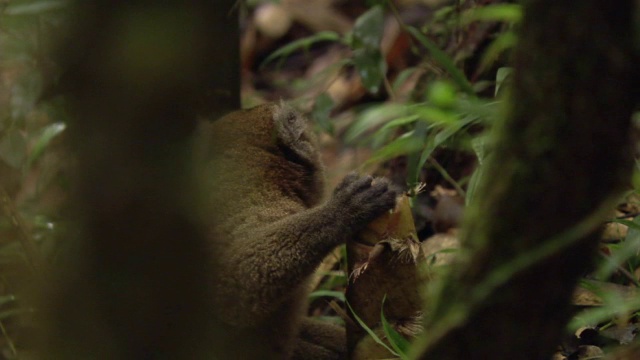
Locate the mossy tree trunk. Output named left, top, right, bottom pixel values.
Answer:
left=414, top=1, right=638, bottom=359
left=44, top=1, right=239, bottom=358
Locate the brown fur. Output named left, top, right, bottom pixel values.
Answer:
left=196, top=102, right=397, bottom=359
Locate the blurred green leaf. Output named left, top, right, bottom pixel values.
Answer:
left=472, top=80, right=494, bottom=94
left=379, top=115, right=420, bottom=133
left=406, top=26, right=475, bottom=96
left=313, top=316, right=345, bottom=325
left=353, top=48, right=386, bottom=93
left=311, top=94, right=335, bottom=135
left=4, top=1, right=68, bottom=16
left=346, top=103, right=409, bottom=142
left=428, top=81, right=457, bottom=108
left=0, top=130, right=27, bottom=168
left=308, top=290, right=346, bottom=302
left=456, top=98, right=501, bottom=123
left=471, top=135, right=487, bottom=165
left=28, top=122, right=66, bottom=166
left=346, top=300, right=399, bottom=357
left=367, top=131, right=423, bottom=165
left=11, top=72, right=44, bottom=120
left=0, top=308, right=35, bottom=320
left=479, top=31, right=518, bottom=74
left=433, top=121, right=467, bottom=145
left=414, top=106, right=457, bottom=125
left=0, top=295, right=16, bottom=307
left=32, top=215, right=56, bottom=231
left=352, top=5, right=384, bottom=49
left=381, top=296, right=411, bottom=359
left=495, top=67, right=513, bottom=97
left=466, top=160, right=485, bottom=205
left=260, top=31, right=341, bottom=68
left=596, top=216, right=640, bottom=280
left=613, top=218, right=640, bottom=231
left=414, top=123, right=462, bottom=184
left=351, top=6, right=386, bottom=94
left=568, top=283, right=640, bottom=332
left=406, top=120, right=428, bottom=184
left=461, top=4, right=522, bottom=25
left=392, top=67, right=420, bottom=93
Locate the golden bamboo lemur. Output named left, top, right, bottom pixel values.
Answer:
left=196, top=101, right=398, bottom=359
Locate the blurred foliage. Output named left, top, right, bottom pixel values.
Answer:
left=0, top=0, right=69, bottom=256
left=261, top=1, right=519, bottom=195
left=0, top=1, right=69, bottom=357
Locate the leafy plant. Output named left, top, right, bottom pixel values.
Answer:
left=346, top=298, right=410, bottom=360
left=0, top=1, right=70, bottom=356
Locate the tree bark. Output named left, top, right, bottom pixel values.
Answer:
left=414, top=1, right=638, bottom=359
left=43, top=1, right=238, bottom=358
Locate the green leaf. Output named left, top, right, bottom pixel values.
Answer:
left=414, top=122, right=465, bottom=184
left=11, top=72, right=43, bottom=120
left=260, top=31, right=341, bottom=68
left=406, top=26, right=475, bottom=96
left=0, top=130, right=27, bottom=168
left=478, top=31, right=518, bottom=74
left=433, top=121, right=465, bottom=145
left=612, top=218, right=640, bottom=231
left=611, top=219, right=640, bottom=231
left=466, top=156, right=488, bottom=205
left=352, top=5, right=384, bottom=50
left=0, top=308, right=35, bottom=320
left=366, top=131, right=424, bottom=165
left=461, top=4, right=523, bottom=25
left=381, top=296, right=411, bottom=359
left=407, top=121, right=429, bottom=184
left=568, top=285, right=640, bottom=332
left=0, top=295, right=16, bottom=307
left=353, top=48, right=386, bottom=94
left=596, top=216, right=640, bottom=280
left=308, top=290, right=346, bottom=302
left=428, top=81, right=457, bottom=108
left=346, top=301, right=399, bottom=357
left=313, top=316, right=345, bottom=325
left=414, top=106, right=457, bottom=125
left=495, top=67, right=513, bottom=97
left=311, top=94, right=335, bottom=135
left=28, top=122, right=66, bottom=166
left=412, top=101, right=490, bottom=184
left=455, top=98, right=501, bottom=123
left=392, top=67, right=420, bottom=93
left=346, top=103, right=409, bottom=142
left=4, top=1, right=68, bottom=16
left=378, top=115, right=420, bottom=132
left=471, top=136, right=487, bottom=165
left=351, top=5, right=386, bottom=94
